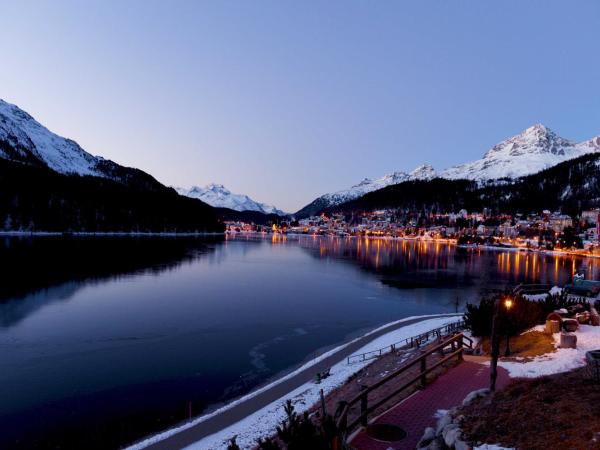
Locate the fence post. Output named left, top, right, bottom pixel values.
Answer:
left=360, top=386, right=368, bottom=426
left=420, top=353, right=427, bottom=387
left=336, top=401, right=348, bottom=431
left=457, top=334, right=464, bottom=361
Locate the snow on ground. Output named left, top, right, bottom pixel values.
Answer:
left=127, top=314, right=461, bottom=450
left=462, top=329, right=480, bottom=349
left=499, top=324, right=600, bottom=378
left=522, top=293, right=548, bottom=301
left=522, top=285, right=563, bottom=301
left=549, top=286, right=563, bottom=296
left=474, top=445, right=515, bottom=450
left=434, top=409, right=449, bottom=418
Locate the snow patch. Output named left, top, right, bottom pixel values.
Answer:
left=499, top=324, right=600, bottom=378
left=474, top=445, right=515, bottom=450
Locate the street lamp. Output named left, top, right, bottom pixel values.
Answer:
left=490, top=295, right=515, bottom=391
left=504, top=298, right=513, bottom=357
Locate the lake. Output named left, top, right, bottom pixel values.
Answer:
left=0, top=234, right=594, bottom=449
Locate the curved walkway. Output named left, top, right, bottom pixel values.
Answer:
left=350, top=358, right=511, bottom=450
left=138, top=314, right=459, bottom=450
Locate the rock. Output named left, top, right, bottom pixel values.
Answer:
left=560, top=332, right=577, bottom=349
left=455, top=439, right=472, bottom=450
left=442, top=425, right=461, bottom=448
left=436, top=413, right=453, bottom=433
left=563, top=318, right=579, bottom=332
left=462, top=388, right=491, bottom=406
left=545, top=319, right=560, bottom=334
left=416, top=427, right=436, bottom=448
left=547, top=312, right=564, bottom=324
left=591, top=306, right=600, bottom=326
left=576, top=312, right=590, bottom=324
left=427, top=439, right=444, bottom=450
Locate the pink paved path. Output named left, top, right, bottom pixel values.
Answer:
left=350, top=360, right=511, bottom=450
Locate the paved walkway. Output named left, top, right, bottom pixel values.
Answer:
left=350, top=358, right=511, bottom=450
left=139, top=314, right=459, bottom=450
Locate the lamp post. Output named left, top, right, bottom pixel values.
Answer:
left=490, top=298, right=501, bottom=392
left=490, top=296, right=514, bottom=392
left=504, top=298, right=513, bottom=357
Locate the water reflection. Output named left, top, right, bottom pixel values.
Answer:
left=0, top=236, right=223, bottom=326
left=242, top=234, right=586, bottom=289
left=0, top=234, right=593, bottom=450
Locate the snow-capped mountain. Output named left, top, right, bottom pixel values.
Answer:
left=299, top=164, right=437, bottom=215
left=0, top=99, right=223, bottom=232
left=441, top=124, right=600, bottom=180
left=176, top=184, right=287, bottom=215
left=409, top=164, right=437, bottom=180
left=296, top=125, right=600, bottom=217
left=0, top=98, right=123, bottom=178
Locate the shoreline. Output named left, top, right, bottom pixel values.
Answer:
left=234, top=231, right=600, bottom=260
left=5, top=230, right=598, bottom=261
left=127, top=313, right=461, bottom=450
left=0, top=231, right=225, bottom=237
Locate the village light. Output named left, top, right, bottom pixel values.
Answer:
left=504, top=298, right=513, bottom=310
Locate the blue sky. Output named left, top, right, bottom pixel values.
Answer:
left=2, top=1, right=599, bottom=211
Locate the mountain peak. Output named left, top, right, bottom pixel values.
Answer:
left=176, top=184, right=286, bottom=216
left=410, top=164, right=436, bottom=180
left=517, top=123, right=563, bottom=143
left=481, top=124, right=575, bottom=161
left=524, top=123, right=549, bottom=134
left=205, top=183, right=229, bottom=192
left=441, top=125, right=598, bottom=181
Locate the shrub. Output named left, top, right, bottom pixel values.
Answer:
left=538, top=292, right=588, bottom=316
left=464, top=292, right=542, bottom=337
left=246, top=400, right=342, bottom=450
left=464, top=296, right=496, bottom=337
left=227, top=436, right=241, bottom=450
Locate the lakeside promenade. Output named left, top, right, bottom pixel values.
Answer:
left=131, top=314, right=458, bottom=450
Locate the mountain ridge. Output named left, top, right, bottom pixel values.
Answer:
left=326, top=152, right=600, bottom=218
left=0, top=99, right=223, bottom=232
left=176, top=183, right=286, bottom=216
left=295, top=124, right=600, bottom=217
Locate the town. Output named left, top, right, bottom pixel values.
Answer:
left=226, top=208, right=600, bottom=254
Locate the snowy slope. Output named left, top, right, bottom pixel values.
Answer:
left=0, top=98, right=205, bottom=197
left=0, top=99, right=113, bottom=177
left=176, top=184, right=287, bottom=215
left=441, top=124, right=600, bottom=180
left=317, top=164, right=437, bottom=207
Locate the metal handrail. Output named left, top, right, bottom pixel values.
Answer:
left=512, top=283, right=552, bottom=296
left=346, top=319, right=465, bottom=364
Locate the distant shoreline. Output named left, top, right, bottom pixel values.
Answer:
left=234, top=231, right=600, bottom=260
left=0, top=231, right=226, bottom=237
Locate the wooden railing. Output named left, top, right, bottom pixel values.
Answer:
left=336, top=332, right=471, bottom=438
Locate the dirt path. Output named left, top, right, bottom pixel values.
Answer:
left=137, top=314, right=459, bottom=450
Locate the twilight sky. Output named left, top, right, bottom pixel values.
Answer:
left=2, top=1, right=600, bottom=212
